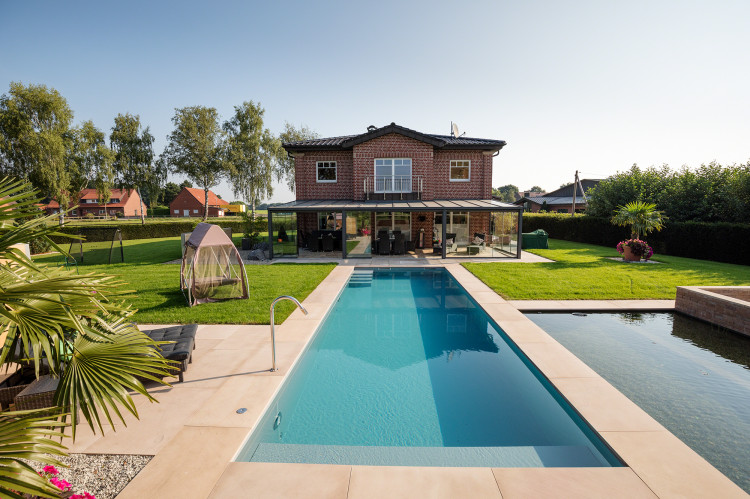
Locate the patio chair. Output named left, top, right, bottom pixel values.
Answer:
left=473, top=233, right=487, bottom=247
left=378, top=234, right=391, bottom=255
left=392, top=233, right=406, bottom=255
left=322, top=233, right=334, bottom=252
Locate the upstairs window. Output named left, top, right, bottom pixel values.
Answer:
left=317, top=161, right=337, bottom=183
left=450, top=160, right=471, bottom=181
left=375, top=158, right=412, bottom=192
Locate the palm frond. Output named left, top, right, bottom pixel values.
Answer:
left=0, top=408, right=68, bottom=499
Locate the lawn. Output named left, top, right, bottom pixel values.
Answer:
left=33, top=237, right=336, bottom=324
left=464, top=239, right=750, bottom=300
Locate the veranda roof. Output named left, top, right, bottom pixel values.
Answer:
left=268, top=199, right=521, bottom=213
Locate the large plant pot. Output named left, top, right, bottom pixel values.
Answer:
left=623, top=245, right=641, bottom=262
left=241, top=238, right=252, bottom=250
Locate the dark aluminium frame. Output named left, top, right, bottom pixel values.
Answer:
left=267, top=204, right=524, bottom=260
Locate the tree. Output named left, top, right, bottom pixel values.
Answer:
left=611, top=201, right=665, bottom=239
left=179, top=179, right=193, bottom=189
left=162, top=181, right=182, bottom=205
left=0, top=178, right=171, bottom=498
left=162, top=106, right=227, bottom=221
left=492, top=184, right=519, bottom=203
left=529, top=185, right=544, bottom=193
left=224, top=101, right=279, bottom=218
left=276, top=122, right=318, bottom=192
left=0, top=82, right=74, bottom=220
left=110, top=113, right=155, bottom=224
left=69, top=120, right=114, bottom=217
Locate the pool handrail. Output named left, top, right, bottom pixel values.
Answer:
left=269, top=295, right=308, bottom=371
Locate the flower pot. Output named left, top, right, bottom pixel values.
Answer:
left=623, top=245, right=641, bottom=262
left=241, top=238, right=252, bottom=250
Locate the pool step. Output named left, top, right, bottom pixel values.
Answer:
left=247, top=443, right=606, bottom=468
left=349, top=270, right=374, bottom=287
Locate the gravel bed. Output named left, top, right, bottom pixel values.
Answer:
left=52, top=454, right=152, bottom=499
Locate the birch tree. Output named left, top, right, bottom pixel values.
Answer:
left=110, top=113, right=154, bottom=223
left=162, top=106, right=226, bottom=221
left=224, top=101, right=278, bottom=218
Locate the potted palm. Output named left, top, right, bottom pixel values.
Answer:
left=611, top=201, right=665, bottom=262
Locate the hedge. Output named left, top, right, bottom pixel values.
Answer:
left=523, top=213, right=750, bottom=265
left=48, top=220, right=249, bottom=244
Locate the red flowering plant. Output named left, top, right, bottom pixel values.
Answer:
left=22, top=465, right=97, bottom=499
left=616, top=239, right=654, bottom=260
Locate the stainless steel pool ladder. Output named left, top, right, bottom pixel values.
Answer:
left=269, top=295, right=308, bottom=372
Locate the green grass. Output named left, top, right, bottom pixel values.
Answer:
left=463, top=239, right=750, bottom=300
left=34, top=237, right=336, bottom=324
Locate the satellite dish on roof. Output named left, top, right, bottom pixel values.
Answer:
left=451, top=122, right=460, bottom=138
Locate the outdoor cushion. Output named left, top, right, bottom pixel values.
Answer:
left=143, top=324, right=198, bottom=382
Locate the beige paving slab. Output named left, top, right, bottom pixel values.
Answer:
left=348, top=466, right=502, bottom=499
left=515, top=341, right=600, bottom=378
left=177, top=347, right=254, bottom=388
left=509, top=300, right=675, bottom=311
left=551, top=377, right=665, bottom=432
left=188, top=323, right=244, bottom=339
left=185, top=374, right=283, bottom=428
left=470, top=290, right=506, bottom=305
left=211, top=325, right=268, bottom=351
left=498, top=320, right=556, bottom=344
left=482, top=302, right=531, bottom=322
left=493, top=467, right=657, bottom=499
left=208, top=462, right=351, bottom=499
left=119, top=426, right=250, bottom=499
left=275, top=317, right=322, bottom=342
left=600, top=430, right=747, bottom=498
left=80, top=386, right=216, bottom=455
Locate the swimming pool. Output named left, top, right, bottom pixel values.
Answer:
left=236, top=268, right=621, bottom=467
left=526, top=312, right=750, bottom=493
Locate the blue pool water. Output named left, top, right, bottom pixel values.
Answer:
left=236, top=268, right=621, bottom=467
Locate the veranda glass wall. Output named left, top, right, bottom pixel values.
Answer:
left=271, top=212, right=297, bottom=258
left=488, top=211, right=519, bottom=257
left=345, top=211, right=372, bottom=258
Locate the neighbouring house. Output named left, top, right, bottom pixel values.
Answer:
left=514, top=179, right=601, bottom=213
left=42, top=189, right=145, bottom=218
left=268, top=122, right=523, bottom=259
left=169, top=187, right=230, bottom=217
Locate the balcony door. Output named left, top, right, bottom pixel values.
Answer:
left=375, top=158, right=412, bottom=193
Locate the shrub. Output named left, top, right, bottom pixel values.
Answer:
left=523, top=213, right=750, bottom=265
left=48, top=220, right=247, bottom=243
left=84, top=212, right=94, bottom=219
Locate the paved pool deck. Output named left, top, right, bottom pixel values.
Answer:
left=75, top=262, right=745, bottom=498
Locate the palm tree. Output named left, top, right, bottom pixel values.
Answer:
left=611, top=201, right=666, bottom=239
left=0, top=177, right=172, bottom=498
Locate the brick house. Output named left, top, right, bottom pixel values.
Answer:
left=514, top=179, right=600, bottom=213
left=43, top=188, right=144, bottom=218
left=268, top=123, right=523, bottom=259
left=169, top=187, right=229, bottom=217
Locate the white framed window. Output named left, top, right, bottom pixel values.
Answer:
left=317, top=161, right=337, bottom=183
left=173, top=209, right=179, bottom=214
left=193, top=209, right=198, bottom=214
left=374, top=158, right=412, bottom=192
left=450, top=160, right=470, bottom=181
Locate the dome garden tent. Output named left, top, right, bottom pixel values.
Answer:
left=180, top=223, right=248, bottom=306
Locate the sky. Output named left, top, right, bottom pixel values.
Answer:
left=2, top=0, right=749, bottom=203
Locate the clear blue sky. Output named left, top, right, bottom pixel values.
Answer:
left=2, top=0, right=748, bottom=202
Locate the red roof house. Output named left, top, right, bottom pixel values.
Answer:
left=169, top=187, right=229, bottom=217
left=42, top=189, right=145, bottom=218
